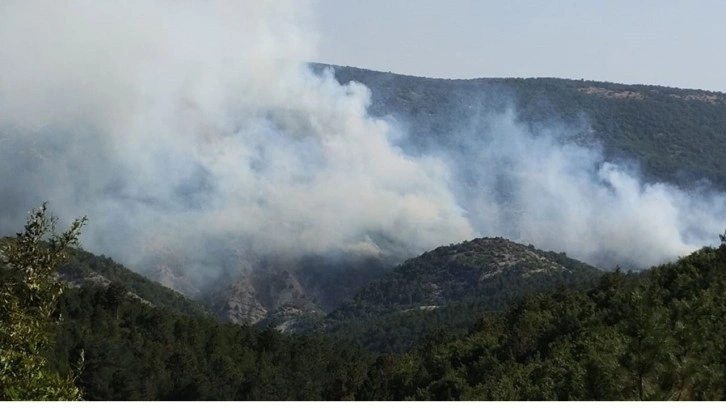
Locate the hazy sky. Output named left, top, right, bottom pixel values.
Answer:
left=314, top=0, right=726, bottom=92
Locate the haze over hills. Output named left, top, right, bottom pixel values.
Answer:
left=323, top=64, right=726, bottom=189
left=7, top=64, right=726, bottom=324
left=2, top=2, right=726, bottom=326
left=51, top=235, right=603, bottom=348
left=319, top=64, right=726, bottom=268
left=4, top=2, right=726, bottom=400
left=149, top=67, right=726, bottom=325
left=26, top=215, right=726, bottom=400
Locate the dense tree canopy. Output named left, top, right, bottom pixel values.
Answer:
left=356, top=245, right=726, bottom=400
left=41, top=238, right=726, bottom=400
left=5, top=204, right=726, bottom=400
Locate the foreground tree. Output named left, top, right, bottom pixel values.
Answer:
left=0, top=204, right=86, bottom=400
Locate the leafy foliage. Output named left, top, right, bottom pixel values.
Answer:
left=0, top=204, right=85, bottom=400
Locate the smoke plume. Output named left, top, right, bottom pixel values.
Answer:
left=422, top=108, right=726, bottom=268
left=0, top=0, right=724, bottom=289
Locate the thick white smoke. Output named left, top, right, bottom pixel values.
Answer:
left=437, top=109, right=726, bottom=268
left=0, top=0, right=473, bottom=283
left=0, top=0, right=724, bottom=287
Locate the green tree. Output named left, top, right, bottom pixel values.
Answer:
left=104, top=282, right=127, bottom=321
left=0, top=203, right=86, bottom=400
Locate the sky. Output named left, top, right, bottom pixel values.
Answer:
left=313, top=0, right=726, bottom=93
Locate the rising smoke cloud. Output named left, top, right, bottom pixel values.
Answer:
left=0, top=0, right=473, bottom=283
left=0, top=0, right=724, bottom=287
left=428, top=109, right=726, bottom=268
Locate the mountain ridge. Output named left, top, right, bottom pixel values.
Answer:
left=316, top=63, right=726, bottom=189
left=315, top=62, right=726, bottom=93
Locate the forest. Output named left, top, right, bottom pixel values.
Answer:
left=3, top=205, right=726, bottom=400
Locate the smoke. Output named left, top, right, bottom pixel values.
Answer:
left=424, top=108, right=726, bottom=268
left=0, top=0, right=473, bottom=285
left=0, top=0, right=724, bottom=289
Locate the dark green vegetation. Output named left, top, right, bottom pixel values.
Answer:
left=0, top=204, right=85, bottom=400
left=360, top=244, right=726, bottom=400
left=50, top=283, right=372, bottom=400
left=40, top=234, right=726, bottom=400
left=5, top=206, right=726, bottom=399
left=320, top=64, right=726, bottom=189
left=57, top=248, right=209, bottom=316
left=321, top=238, right=603, bottom=352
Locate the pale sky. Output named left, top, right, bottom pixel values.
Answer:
left=313, top=0, right=726, bottom=92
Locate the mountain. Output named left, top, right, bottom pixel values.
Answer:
left=179, top=66, right=726, bottom=327
left=319, top=64, right=726, bottom=189
left=56, top=247, right=208, bottom=317
left=29, top=65, right=725, bottom=333
left=319, top=237, right=603, bottom=352
left=198, top=255, right=386, bottom=327
left=46, top=233, right=726, bottom=400
left=357, top=244, right=726, bottom=400
left=55, top=234, right=604, bottom=353
left=331, top=237, right=602, bottom=318
left=56, top=247, right=384, bottom=329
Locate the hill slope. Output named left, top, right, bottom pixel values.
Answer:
left=331, top=237, right=602, bottom=319
left=47, top=238, right=726, bottom=400
left=358, top=243, right=726, bottom=400
left=51, top=282, right=373, bottom=400
left=56, top=248, right=208, bottom=316
left=321, top=64, right=726, bottom=189
left=320, top=237, right=602, bottom=352
left=152, top=67, right=726, bottom=325
left=198, top=255, right=386, bottom=326
left=53, top=67, right=726, bottom=326
left=44, top=66, right=726, bottom=330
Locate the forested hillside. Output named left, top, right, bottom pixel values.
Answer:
left=50, top=283, right=372, bottom=400
left=131, top=67, right=726, bottom=323
left=5, top=205, right=726, bottom=400
left=319, top=238, right=602, bottom=352
left=57, top=248, right=209, bottom=316
left=322, top=64, right=726, bottom=189
left=46, top=236, right=726, bottom=400
left=331, top=237, right=601, bottom=318
left=359, top=244, right=726, bottom=400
